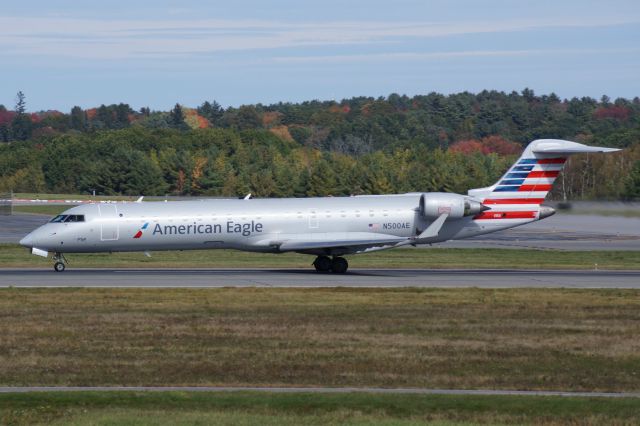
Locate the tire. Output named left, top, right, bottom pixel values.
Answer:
left=313, top=256, right=332, bottom=272
left=331, top=257, right=348, bottom=274
left=54, top=262, right=65, bottom=272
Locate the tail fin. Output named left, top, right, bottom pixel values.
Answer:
left=469, top=139, right=619, bottom=206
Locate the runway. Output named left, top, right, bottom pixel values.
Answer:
left=0, top=214, right=49, bottom=243
left=1, top=268, right=640, bottom=288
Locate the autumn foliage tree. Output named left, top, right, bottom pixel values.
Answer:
left=449, top=136, right=521, bottom=155
left=1, top=89, right=639, bottom=199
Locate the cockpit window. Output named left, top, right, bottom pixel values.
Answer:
left=64, top=215, right=85, bottom=222
left=50, top=215, right=85, bottom=223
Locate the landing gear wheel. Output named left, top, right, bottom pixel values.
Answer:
left=313, top=256, right=332, bottom=272
left=53, top=252, right=67, bottom=272
left=331, top=257, right=348, bottom=274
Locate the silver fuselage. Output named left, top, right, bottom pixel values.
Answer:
left=20, top=194, right=540, bottom=256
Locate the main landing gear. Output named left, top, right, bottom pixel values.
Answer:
left=53, top=252, right=67, bottom=272
left=313, top=256, right=348, bottom=274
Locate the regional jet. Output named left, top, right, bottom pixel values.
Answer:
left=19, top=139, right=619, bottom=273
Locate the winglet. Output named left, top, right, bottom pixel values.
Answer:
left=416, top=213, right=449, bottom=239
left=135, top=196, right=144, bottom=203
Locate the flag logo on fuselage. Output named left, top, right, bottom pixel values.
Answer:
left=133, top=222, right=149, bottom=239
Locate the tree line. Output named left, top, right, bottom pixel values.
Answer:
left=0, top=89, right=639, bottom=199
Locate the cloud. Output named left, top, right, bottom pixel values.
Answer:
left=0, top=15, right=638, bottom=60
left=273, top=48, right=640, bottom=64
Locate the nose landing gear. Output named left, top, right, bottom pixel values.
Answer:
left=53, top=252, right=68, bottom=272
left=313, top=256, right=348, bottom=273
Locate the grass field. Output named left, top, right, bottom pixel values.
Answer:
left=2, top=391, right=639, bottom=425
left=2, top=243, right=639, bottom=269
left=1, top=287, right=639, bottom=392
left=14, top=193, right=137, bottom=201
left=558, top=209, right=640, bottom=218
left=12, top=205, right=71, bottom=216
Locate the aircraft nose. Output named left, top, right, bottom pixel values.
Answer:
left=19, top=233, right=34, bottom=248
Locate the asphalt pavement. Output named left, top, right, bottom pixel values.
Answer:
left=1, top=268, right=639, bottom=288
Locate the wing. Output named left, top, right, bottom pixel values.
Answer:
left=248, top=232, right=407, bottom=254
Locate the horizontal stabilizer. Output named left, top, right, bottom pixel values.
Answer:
left=532, top=139, right=620, bottom=154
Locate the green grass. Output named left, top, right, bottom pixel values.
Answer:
left=559, top=209, right=640, bottom=218
left=1, top=391, right=639, bottom=425
left=1, top=243, right=638, bottom=269
left=14, top=192, right=137, bottom=201
left=1, top=288, right=639, bottom=392
left=12, top=205, right=70, bottom=216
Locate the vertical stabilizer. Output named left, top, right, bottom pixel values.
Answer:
left=468, top=139, right=619, bottom=220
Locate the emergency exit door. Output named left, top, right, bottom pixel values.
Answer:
left=308, top=208, right=319, bottom=229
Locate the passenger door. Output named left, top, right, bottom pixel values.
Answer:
left=99, top=204, right=119, bottom=241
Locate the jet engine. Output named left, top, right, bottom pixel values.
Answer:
left=419, top=193, right=488, bottom=219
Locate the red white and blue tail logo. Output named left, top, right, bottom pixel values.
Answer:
left=472, top=157, right=566, bottom=221
left=469, top=139, right=619, bottom=222
left=484, top=157, right=565, bottom=204
left=133, top=222, right=149, bottom=239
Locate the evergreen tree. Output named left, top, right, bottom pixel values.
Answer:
left=115, top=103, right=131, bottom=128
left=623, top=161, right=640, bottom=200
left=11, top=113, right=32, bottom=141
left=15, top=91, right=26, bottom=114
left=294, top=169, right=311, bottom=197
left=10, top=91, right=32, bottom=140
left=198, top=100, right=224, bottom=126
left=70, top=106, right=86, bottom=130
left=169, top=103, right=188, bottom=130
left=95, top=104, right=112, bottom=129
left=308, top=158, right=337, bottom=196
left=0, top=105, right=11, bottom=142
left=234, top=105, right=262, bottom=130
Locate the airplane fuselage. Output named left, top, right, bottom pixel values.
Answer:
left=20, top=194, right=535, bottom=255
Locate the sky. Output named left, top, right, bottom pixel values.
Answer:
left=1, top=0, right=639, bottom=111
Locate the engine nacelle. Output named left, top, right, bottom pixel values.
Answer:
left=419, top=193, right=487, bottom=219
